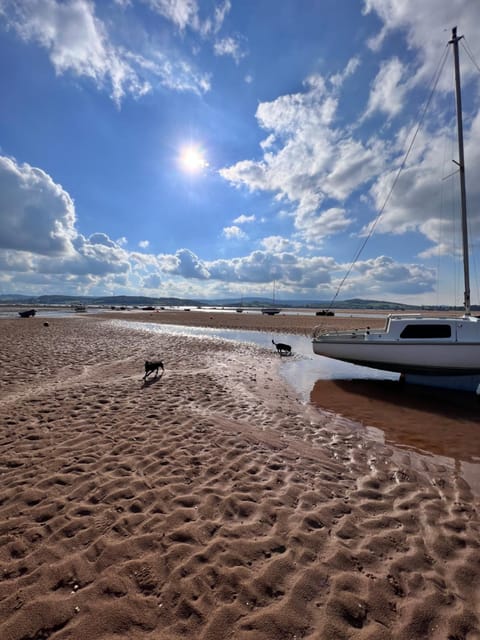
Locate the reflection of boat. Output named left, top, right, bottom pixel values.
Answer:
left=312, top=28, right=480, bottom=391
left=19, top=309, right=36, bottom=318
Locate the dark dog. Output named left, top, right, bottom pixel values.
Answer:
left=143, top=360, right=164, bottom=380
left=272, top=339, right=292, bottom=355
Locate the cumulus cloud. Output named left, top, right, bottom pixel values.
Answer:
left=223, top=225, right=247, bottom=240
left=296, top=207, right=353, bottom=247
left=345, top=255, right=437, bottom=296
left=139, top=240, right=150, bottom=248
left=219, top=64, right=382, bottom=243
left=142, top=273, right=162, bottom=288
left=0, top=154, right=132, bottom=286
left=260, top=236, right=302, bottom=254
left=0, top=155, right=76, bottom=255
left=157, top=248, right=210, bottom=279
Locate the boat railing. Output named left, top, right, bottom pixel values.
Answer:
left=312, top=326, right=369, bottom=340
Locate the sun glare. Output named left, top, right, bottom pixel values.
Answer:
left=179, top=146, right=208, bottom=173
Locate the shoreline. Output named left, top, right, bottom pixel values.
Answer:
left=1, top=316, right=479, bottom=639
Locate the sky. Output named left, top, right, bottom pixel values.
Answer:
left=1, top=0, right=480, bottom=305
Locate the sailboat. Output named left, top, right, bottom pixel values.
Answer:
left=262, top=280, right=281, bottom=315
left=312, top=28, right=480, bottom=391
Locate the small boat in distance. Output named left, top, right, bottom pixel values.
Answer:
left=312, top=28, right=480, bottom=392
left=73, top=304, right=87, bottom=312
left=261, top=307, right=281, bottom=315
left=261, top=281, right=281, bottom=315
left=316, top=309, right=334, bottom=316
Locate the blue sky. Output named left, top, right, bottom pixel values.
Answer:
left=1, top=0, right=480, bottom=304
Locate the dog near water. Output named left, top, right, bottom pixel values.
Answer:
left=272, top=339, right=292, bottom=356
left=143, top=359, right=164, bottom=380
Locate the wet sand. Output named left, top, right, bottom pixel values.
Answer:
left=1, top=314, right=479, bottom=639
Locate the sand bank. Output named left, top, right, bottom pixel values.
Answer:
left=96, top=308, right=387, bottom=336
left=1, top=316, right=479, bottom=639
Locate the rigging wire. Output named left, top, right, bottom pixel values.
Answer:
left=461, top=38, right=480, bottom=75
left=326, top=44, right=450, bottom=311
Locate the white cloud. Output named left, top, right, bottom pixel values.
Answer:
left=330, top=56, right=360, bottom=89
left=0, top=154, right=132, bottom=283
left=139, top=240, right=150, bottom=249
left=0, top=0, right=211, bottom=102
left=207, top=250, right=335, bottom=289
left=0, top=155, right=76, bottom=255
left=296, top=207, right=353, bottom=247
left=125, top=49, right=211, bottom=94
left=364, top=57, right=409, bottom=119
left=143, top=0, right=231, bottom=35
left=260, top=236, right=301, bottom=254
left=142, top=273, right=162, bottom=288
left=233, top=214, right=255, bottom=224
left=345, top=255, right=436, bottom=297
left=0, top=0, right=147, bottom=104
left=214, top=35, right=246, bottom=63
left=219, top=62, right=383, bottom=244
left=157, top=248, right=210, bottom=279
left=144, top=0, right=199, bottom=31
left=363, top=0, right=480, bottom=90
left=213, top=0, right=231, bottom=33
left=365, top=109, right=480, bottom=254
left=223, top=225, right=247, bottom=240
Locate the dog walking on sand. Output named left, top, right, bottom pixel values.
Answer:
left=143, top=360, right=164, bottom=380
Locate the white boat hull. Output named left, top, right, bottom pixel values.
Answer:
left=312, top=339, right=480, bottom=375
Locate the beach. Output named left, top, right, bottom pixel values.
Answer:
left=1, top=313, right=479, bottom=639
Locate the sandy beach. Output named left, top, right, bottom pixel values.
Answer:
left=1, top=312, right=480, bottom=639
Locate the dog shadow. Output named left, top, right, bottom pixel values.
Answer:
left=141, top=370, right=164, bottom=389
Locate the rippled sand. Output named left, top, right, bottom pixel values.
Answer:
left=1, top=316, right=479, bottom=639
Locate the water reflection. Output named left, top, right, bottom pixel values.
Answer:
left=309, top=378, right=480, bottom=496
left=112, top=320, right=480, bottom=496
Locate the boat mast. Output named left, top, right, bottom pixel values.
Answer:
left=450, top=26, right=471, bottom=315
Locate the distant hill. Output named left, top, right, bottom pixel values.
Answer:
left=0, top=293, right=467, bottom=310
left=0, top=294, right=203, bottom=307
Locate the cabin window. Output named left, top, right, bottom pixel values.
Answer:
left=400, top=324, right=451, bottom=339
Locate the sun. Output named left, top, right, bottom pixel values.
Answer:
left=179, top=145, right=208, bottom=173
